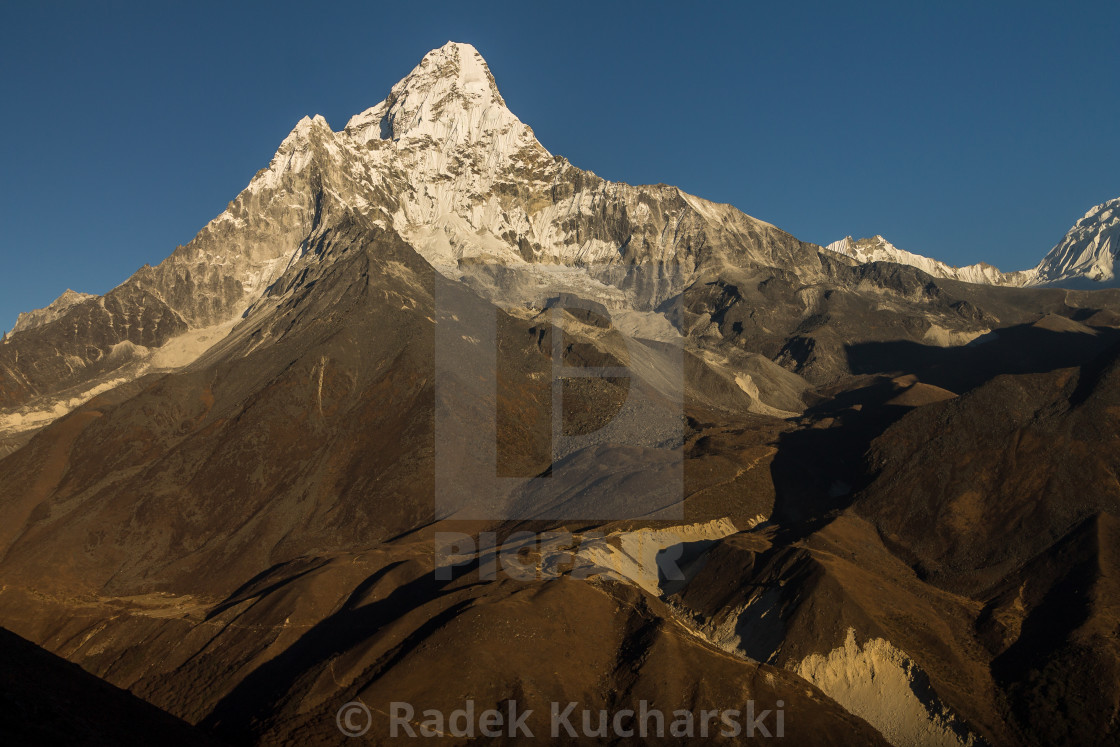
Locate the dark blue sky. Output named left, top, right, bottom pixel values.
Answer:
left=2, top=1, right=1118, bottom=332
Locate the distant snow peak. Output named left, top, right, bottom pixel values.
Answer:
left=1033, top=197, right=1120, bottom=286
left=824, top=236, right=1029, bottom=286
left=827, top=196, right=1120, bottom=289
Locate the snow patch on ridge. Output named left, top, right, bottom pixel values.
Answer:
left=0, top=318, right=243, bottom=440
left=795, top=629, right=976, bottom=747
left=572, top=519, right=740, bottom=595
left=0, top=376, right=130, bottom=436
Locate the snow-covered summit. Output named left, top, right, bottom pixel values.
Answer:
left=1033, top=198, right=1120, bottom=286
left=344, top=41, right=536, bottom=159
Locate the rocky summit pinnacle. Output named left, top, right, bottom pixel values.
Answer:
left=10, top=289, right=96, bottom=335
left=344, top=41, right=525, bottom=150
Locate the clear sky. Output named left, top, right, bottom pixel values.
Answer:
left=2, top=1, right=1118, bottom=332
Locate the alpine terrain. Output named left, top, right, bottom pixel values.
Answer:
left=1, top=42, right=1118, bottom=745
left=826, top=196, right=1120, bottom=289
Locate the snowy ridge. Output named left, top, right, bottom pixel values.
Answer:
left=827, top=197, right=1120, bottom=288
left=824, top=236, right=1035, bottom=286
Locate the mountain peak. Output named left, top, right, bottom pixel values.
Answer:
left=10, top=288, right=95, bottom=336
left=1034, top=195, right=1120, bottom=285
left=1082, top=196, right=1120, bottom=222
left=419, top=41, right=505, bottom=104
left=344, top=41, right=524, bottom=149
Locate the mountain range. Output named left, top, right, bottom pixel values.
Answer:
left=0, top=42, right=1118, bottom=746
left=825, top=196, right=1120, bottom=288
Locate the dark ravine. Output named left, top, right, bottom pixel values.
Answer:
left=0, top=625, right=219, bottom=746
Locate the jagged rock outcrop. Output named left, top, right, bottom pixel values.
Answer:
left=9, top=289, right=96, bottom=335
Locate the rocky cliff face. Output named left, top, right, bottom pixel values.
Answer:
left=9, top=290, right=96, bottom=335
